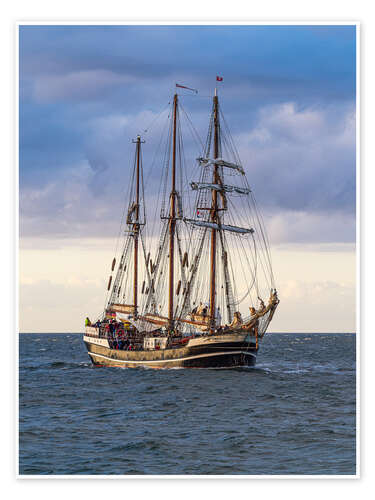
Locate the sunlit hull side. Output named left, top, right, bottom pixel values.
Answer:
left=83, top=332, right=258, bottom=369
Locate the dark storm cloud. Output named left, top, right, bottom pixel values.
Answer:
left=19, top=24, right=356, bottom=242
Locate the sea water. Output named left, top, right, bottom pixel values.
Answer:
left=19, top=333, right=356, bottom=475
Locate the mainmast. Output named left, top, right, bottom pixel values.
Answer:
left=168, top=94, right=178, bottom=332
left=209, top=91, right=220, bottom=332
left=132, top=135, right=143, bottom=319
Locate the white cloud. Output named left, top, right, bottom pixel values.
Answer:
left=240, top=102, right=354, bottom=147
left=251, top=102, right=325, bottom=144
left=19, top=279, right=106, bottom=332
left=19, top=238, right=356, bottom=333
left=19, top=274, right=356, bottom=333
left=272, top=279, right=355, bottom=333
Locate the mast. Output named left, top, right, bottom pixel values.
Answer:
left=168, top=94, right=178, bottom=331
left=133, top=135, right=142, bottom=319
left=209, top=92, right=220, bottom=332
left=107, top=134, right=145, bottom=313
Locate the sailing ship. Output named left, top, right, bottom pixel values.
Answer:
left=84, top=83, right=279, bottom=368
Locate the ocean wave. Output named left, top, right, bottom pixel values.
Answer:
left=19, top=332, right=356, bottom=475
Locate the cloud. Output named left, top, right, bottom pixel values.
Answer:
left=19, top=25, right=356, bottom=245
left=20, top=279, right=105, bottom=332
left=272, top=279, right=355, bottom=332
left=266, top=210, right=355, bottom=244
left=19, top=274, right=355, bottom=333
left=33, top=70, right=136, bottom=102
left=18, top=25, right=357, bottom=333
left=237, top=101, right=355, bottom=214
left=19, top=162, right=116, bottom=238
left=19, top=239, right=356, bottom=333
left=19, top=99, right=356, bottom=245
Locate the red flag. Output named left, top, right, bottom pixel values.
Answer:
left=176, top=83, right=198, bottom=93
left=216, top=76, right=223, bottom=81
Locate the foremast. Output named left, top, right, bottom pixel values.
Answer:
left=106, top=135, right=145, bottom=317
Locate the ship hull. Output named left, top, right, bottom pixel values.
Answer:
left=83, top=332, right=257, bottom=369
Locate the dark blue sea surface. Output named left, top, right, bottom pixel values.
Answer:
left=19, top=333, right=356, bottom=475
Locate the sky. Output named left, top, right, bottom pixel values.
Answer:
left=19, top=24, right=356, bottom=333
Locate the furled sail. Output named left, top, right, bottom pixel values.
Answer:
left=128, top=318, right=161, bottom=332
left=184, top=218, right=254, bottom=235
left=190, top=182, right=250, bottom=195
left=197, top=157, right=245, bottom=175
left=109, top=303, right=135, bottom=314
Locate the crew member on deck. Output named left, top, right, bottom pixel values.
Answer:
left=229, top=311, right=243, bottom=329
left=85, top=317, right=91, bottom=327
